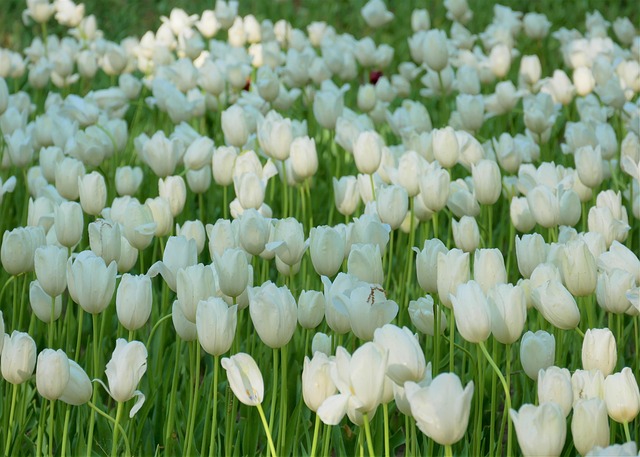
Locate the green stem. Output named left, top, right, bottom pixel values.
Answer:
left=623, top=421, right=631, bottom=443
left=281, top=160, right=289, bottom=217
left=86, top=313, right=101, bottom=457
left=185, top=341, right=201, bottom=457
left=111, top=401, right=124, bottom=457
left=278, top=344, right=288, bottom=455
left=4, top=383, right=18, bottom=456
left=48, top=295, right=56, bottom=346
left=449, top=307, right=455, bottom=371
left=479, top=340, right=512, bottom=457
left=369, top=173, right=376, bottom=201
left=256, top=402, right=277, bottom=457
left=489, top=340, right=498, bottom=455
left=269, top=348, right=279, bottom=437
left=61, top=405, right=71, bottom=457
left=164, top=337, right=181, bottom=455
left=87, top=401, right=131, bottom=457
left=444, top=444, right=453, bottom=457
left=48, top=399, right=55, bottom=457
left=383, top=403, right=390, bottom=457
left=310, top=413, right=321, bottom=457
left=145, top=313, right=173, bottom=348
left=362, top=412, right=376, bottom=457
left=209, top=355, right=220, bottom=457
left=37, top=397, right=46, bottom=457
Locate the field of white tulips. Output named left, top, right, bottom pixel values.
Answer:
left=0, top=0, right=638, bottom=456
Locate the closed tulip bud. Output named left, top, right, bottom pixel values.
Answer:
left=472, top=160, right=501, bottom=205
left=538, top=366, right=573, bottom=417
left=405, top=372, right=474, bottom=445
left=488, top=284, right=527, bottom=344
left=176, top=220, right=205, bottom=255
left=177, top=264, right=216, bottom=323
left=414, top=239, right=447, bottom=293
left=432, top=127, right=459, bottom=169
left=55, top=157, right=85, bottom=201
left=376, top=184, right=408, bottom=230
left=36, top=349, right=70, bottom=400
left=603, top=367, right=640, bottom=423
left=313, top=86, right=344, bottom=130
left=582, top=328, right=618, bottom=377
left=67, top=250, right=117, bottom=315
left=88, top=219, right=121, bottom=265
left=452, top=216, right=480, bottom=253
left=309, top=225, right=345, bottom=278
left=298, top=290, right=325, bottom=329
left=344, top=285, right=398, bottom=341
left=572, top=369, right=605, bottom=404
left=249, top=281, right=297, bottom=348
left=516, top=233, right=548, bottom=279
left=221, top=105, right=249, bottom=148
left=596, top=269, right=635, bottom=314
left=437, top=249, right=470, bottom=308
left=115, top=166, right=143, bottom=196
left=214, top=248, right=249, bottom=298
left=348, top=243, right=383, bottom=285
left=158, top=176, right=187, bottom=217
left=409, top=295, right=447, bottom=336
left=558, top=187, right=581, bottom=227
left=333, top=176, right=360, bottom=216
left=101, top=339, right=147, bottom=418
left=474, top=249, right=507, bottom=293
left=289, top=136, right=318, bottom=181
left=34, top=245, right=67, bottom=297
left=234, top=172, right=265, bottom=210
left=510, top=403, right=566, bottom=457
left=575, top=146, right=604, bottom=188
left=206, top=219, right=238, bottom=259
left=2, top=226, right=44, bottom=274
left=59, top=360, right=92, bottom=406
left=422, top=29, right=448, bottom=72
left=1, top=331, right=37, bottom=384
left=211, top=146, right=238, bottom=187
left=236, top=209, right=268, bottom=256
left=78, top=172, right=107, bottom=216
left=172, top=300, right=197, bottom=341
left=302, top=352, right=337, bottom=412
left=54, top=201, right=83, bottom=248
left=146, top=197, right=173, bottom=237
left=196, top=297, right=237, bottom=356
left=451, top=280, right=491, bottom=343
left=29, top=280, right=62, bottom=323
left=186, top=167, right=212, bottom=194
left=311, top=332, right=332, bottom=356
left=532, top=280, right=581, bottom=330
left=266, top=218, right=307, bottom=267
left=257, top=111, right=293, bottom=162
left=520, top=330, right=555, bottom=380
left=222, top=352, right=264, bottom=406
left=353, top=131, right=384, bottom=175
left=457, top=94, right=484, bottom=133
left=572, top=398, right=610, bottom=456
left=116, top=274, right=152, bottom=331
left=418, top=165, right=450, bottom=212
left=527, top=185, right=560, bottom=228
left=558, top=239, right=597, bottom=297
left=510, top=196, right=536, bottom=232
left=374, top=324, right=426, bottom=385
left=184, top=136, right=214, bottom=171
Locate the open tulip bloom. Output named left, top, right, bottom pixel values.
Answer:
left=0, top=1, right=639, bottom=456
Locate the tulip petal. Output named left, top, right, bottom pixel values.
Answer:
left=129, top=390, right=146, bottom=418
left=317, top=393, right=350, bottom=425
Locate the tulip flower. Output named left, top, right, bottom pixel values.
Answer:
left=302, top=352, right=337, bottom=412
left=98, top=339, right=148, bottom=418
left=172, top=300, right=197, bottom=342
left=36, top=348, right=70, bottom=400
left=147, top=235, right=198, bottom=292
left=59, top=360, right=92, bottom=406
left=572, top=398, right=610, bottom=456
left=414, top=239, right=448, bottom=294
left=221, top=353, right=264, bottom=406
left=452, top=216, right=480, bottom=253
left=176, top=264, right=216, bottom=323
left=249, top=281, right=297, bottom=348
left=1, top=226, right=45, bottom=275
left=297, top=290, right=325, bottom=329
left=408, top=295, right=447, bottom=336
left=474, top=249, right=507, bottom=293
left=317, top=343, right=387, bottom=426
left=582, top=328, right=617, bottom=377
left=450, top=280, right=491, bottom=343
left=34, top=245, right=68, bottom=298
left=342, top=284, right=398, bottom=341
left=603, top=367, right=640, bottom=424
left=538, top=366, right=573, bottom=417
left=572, top=369, right=605, bottom=405
left=520, top=330, right=555, bottom=380
left=78, top=171, right=107, bottom=216
left=196, top=297, right=237, bottom=356
left=532, top=280, right=581, bottom=330
left=373, top=324, right=426, bottom=385
left=347, top=243, right=384, bottom=285
left=88, top=219, right=122, bottom=265
left=437, top=249, right=470, bottom=308
left=67, top=250, right=117, bottom=315
left=237, top=209, right=271, bottom=257
left=309, top=225, right=345, bottom=278
left=510, top=402, right=566, bottom=457
left=116, top=274, right=153, bottom=331
left=488, top=283, right=527, bottom=344
left=213, top=248, right=249, bottom=299
left=265, top=218, right=307, bottom=268
left=1, top=331, right=37, bottom=385
left=405, top=372, right=474, bottom=446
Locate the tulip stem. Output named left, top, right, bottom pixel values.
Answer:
left=449, top=308, right=455, bottom=371
left=111, top=401, right=124, bottom=457
left=185, top=341, right=201, bottom=457
left=478, top=340, right=512, bottom=457
left=256, top=402, right=277, bottom=457
left=369, top=173, right=376, bottom=201
left=48, top=295, right=56, bottom=346
left=385, top=229, right=394, bottom=291
left=164, top=337, right=181, bottom=455
left=383, top=402, right=390, bottom=457
left=444, top=444, right=453, bottom=457
left=145, top=313, right=173, bottom=348
left=362, top=412, right=376, bottom=457
left=268, top=348, right=279, bottom=437
left=278, top=344, right=288, bottom=455
left=433, top=298, right=441, bottom=376
left=87, top=401, right=131, bottom=457
left=309, top=413, right=321, bottom=457
left=623, top=421, right=631, bottom=443
left=48, top=399, right=55, bottom=457
left=61, top=404, right=71, bottom=457
left=223, top=185, right=229, bottom=219
left=209, top=355, right=220, bottom=457
left=320, top=415, right=331, bottom=457
left=87, top=313, right=101, bottom=457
